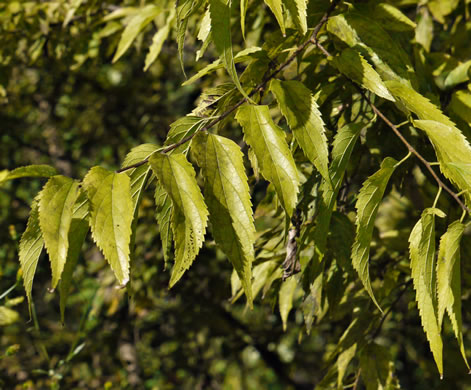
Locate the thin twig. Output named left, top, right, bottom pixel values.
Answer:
left=314, top=39, right=471, bottom=215
left=117, top=0, right=342, bottom=173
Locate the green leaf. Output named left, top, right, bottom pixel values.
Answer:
left=235, top=104, right=299, bottom=216
left=284, top=0, right=307, bottom=34
left=149, top=153, right=209, bottom=287
left=112, top=5, right=161, bottom=63
left=263, top=0, right=285, bottom=36
left=374, top=3, right=416, bottom=32
left=0, top=165, right=57, bottom=184
left=449, top=90, right=471, bottom=124
left=39, top=176, right=80, bottom=289
left=165, top=116, right=207, bottom=153
left=437, top=221, right=469, bottom=369
left=83, top=167, right=133, bottom=286
left=444, top=60, right=471, bottom=89
left=331, top=48, right=395, bottom=102
left=279, top=276, right=297, bottom=331
left=359, top=343, right=392, bottom=390
left=351, top=157, right=397, bottom=310
left=193, top=132, right=255, bottom=306
left=415, top=7, right=433, bottom=52
left=409, top=208, right=444, bottom=376
left=144, top=8, right=175, bottom=71
left=209, top=0, right=251, bottom=101
left=59, top=191, right=89, bottom=324
left=240, top=0, right=248, bottom=38
left=154, top=184, right=173, bottom=268
left=327, top=12, right=416, bottom=86
left=270, top=79, right=330, bottom=182
left=413, top=120, right=471, bottom=206
left=337, top=344, right=357, bottom=388
left=19, top=199, right=44, bottom=316
left=0, top=306, right=19, bottom=326
left=122, top=143, right=161, bottom=214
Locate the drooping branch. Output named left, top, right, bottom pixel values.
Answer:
left=117, top=0, right=342, bottom=174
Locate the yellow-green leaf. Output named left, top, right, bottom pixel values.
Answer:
left=149, top=153, right=209, bottom=287
left=352, top=157, right=397, bottom=310
left=331, top=48, right=395, bottom=102
left=0, top=165, right=57, bottom=185
left=270, top=79, right=330, bottom=182
left=193, top=132, right=255, bottom=306
left=279, top=276, right=297, bottom=331
left=0, top=306, right=19, bottom=326
left=19, top=198, right=44, bottom=316
left=374, top=3, right=416, bottom=32
left=235, top=104, right=299, bottom=216
left=83, top=167, right=133, bottom=286
left=154, top=183, right=173, bottom=268
left=38, top=176, right=80, bottom=289
left=437, top=221, right=469, bottom=369
left=409, top=208, right=444, bottom=376
left=144, top=8, right=175, bottom=71
left=112, top=5, right=161, bottom=63
left=284, top=0, right=307, bottom=34
left=209, top=0, right=251, bottom=100
left=264, top=0, right=285, bottom=35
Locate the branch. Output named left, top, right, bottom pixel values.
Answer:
left=313, top=39, right=471, bottom=215
left=117, top=0, right=342, bottom=173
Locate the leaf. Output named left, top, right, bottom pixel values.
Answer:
left=436, top=221, right=469, bottom=369
left=235, top=104, right=299, bottom=216
left=39, top=176, right=80, bottom=289
left=409, top=208, right=444, bottom=376
left=359, top=343, right=392, bottom=390
left=327, top=12, right=416, bottom=86
left=351, top=157, right=397, bottom=310
left=59, top=191, right=89, bottom=324
left=0, top=306, right=19, bottom=326
left=182, top=47, right=263, bottom=86
left=177, top=0, right=204, bottom=74
left=374, top=3, right=416, bottom=32
left=413, top=120, right=471, bottom=206
left=193, top=132, right=255, bottom=305
left=337, top=344, right=357, bottom=388
left=279, top=276, right=297, bottom=331
left=0, top=165, right=57, bottom=184
left=209, top=0, right=251, bottom=101
left=144, top=8, right=175, bottom=71
left=83, top=167, right=133, bottom=286
left=165, top=116, right=207, bottom=153
left=283, top=0, right=307, bottom=35
left=240, top=0, right=248, bottom=39
left=19, top=199, right=44, bottom=316
left=331, top=48, right=395, bottom=102
left=154, top=183, right=173, bottom=267
left=149, top=153, right=209, bottom=287
left=444, top=60, right=471, bottom=89
left=270, top=79, right=330, bottom=182
left=263, top=0, right=285, bottom=36
left=122, top=143, right=161, bottom=214
left=415, top=7, right=433, bottom=52
left=449, top=90, right=471, bottom=124
left=112, top=5, right=161, bottom=63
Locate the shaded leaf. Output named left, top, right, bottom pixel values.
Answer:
left=39, top=176, right=80, bottom=289
left=113, top=5, right=161, bottom=63
left=331, top=48, right=395, bottom=101
left=235, top=104, right=299, bottom=216
left=149, top=153, right=209, bottom=287
left=19, top=199, right=44, bottom=316
left=279, top=276, right=297, bottom=331
left=409, top=208, right=444, bottom=376
left=359, top=343, right=392, bottom=390
left=270, top=79, right=330, bottom=182
left=83, top=167, right=133, bottom=286
left=154, top=183, right=173, bottom=267
left=0, top=306, right=19, bottom=326
left=437, top=221, right=469, bottom=369
left=374, top=3, right=416, bottom=32
left=193, top=132, right=255, bottom=305
left=351, top=157, right=397, bottom=310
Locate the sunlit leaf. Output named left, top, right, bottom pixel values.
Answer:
left=279, top=276, right=297, bottom=331
left=193, top=132, right=255, bottom=305
left=144, top=8, right=176, bottom=71
left=39, top=176, right=80, bottom=289
left=19, top=199, right=44, bottom=316
left=0, top=165, right=57, bottom=185
left=352, top=157, right=397, bottom=310
left=112, top=5, right=161, bottom=63
left=284, top=0, right=307, bottom=34
left=264, top=0, right=285, bottom=35
left=437, top=221, right=469, bottom=369
left=270, top=79, right=330, bottom=182
left=235, top=104, right=299, bottom=216
left=149, top=153, right=209, bottom=287
left=409, top=208, right=444, bottom=376
left=83, top=167, right=133, bottom=286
